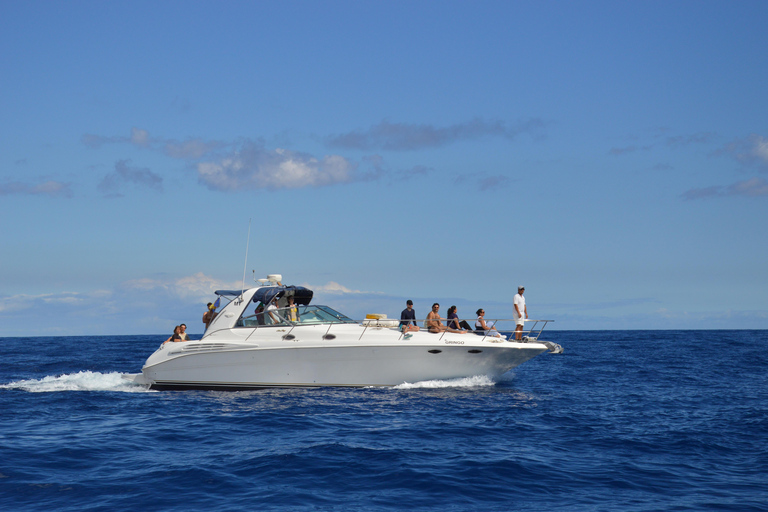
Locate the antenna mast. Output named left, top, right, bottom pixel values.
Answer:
left=241, top=218, right=251, bottom=296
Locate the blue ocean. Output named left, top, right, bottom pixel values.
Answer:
left=1, top=330, right=766, bottom=511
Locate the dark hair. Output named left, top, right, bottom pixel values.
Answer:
left=432, top=303, right=440, bottom=308
left=476, top=308, right=483, bottom=316
left=447, top=305, right=457, bottom=315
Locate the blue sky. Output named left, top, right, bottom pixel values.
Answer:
left=1, top=0, right=767, bottom=336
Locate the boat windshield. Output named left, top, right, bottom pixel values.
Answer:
left=237, top=304, right=356, bottom=328
left=293, top=305, right=356, bottom=325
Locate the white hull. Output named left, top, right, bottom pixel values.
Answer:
left=132, top=285, right=554, bottom=390
left=141, top=337, right=548, bottom=390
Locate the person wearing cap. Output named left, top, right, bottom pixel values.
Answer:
left=513, top=286, right=528, bottom=340
left=400, top=299, right=420, bottom=334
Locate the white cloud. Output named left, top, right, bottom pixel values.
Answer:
left=164, top=138, right=224, bottom=159
left=326, top=117, right=545, bottom=151
left=0, top=274, right=245, bottom=336
left=82, top=127, right=152, bottom=150
left=719, top=134, right=768, bottom=168
left=0, top=294, right=36, bottom=313
left=41, top=296, right=83, bottom=305
left=84, top=127, right=226, bottom=158
left=0, top=180, right=73, bottom=198
left=455, top=172, right=510, bottom=191
left=130, top=127, right=150, bottom=147
left=727, top=177, right=768, bottom=196
left=174, top=272, right=243, bottom=300
left=754, top=136, right=768, bottom=162
left=81, top=128, right=426, bottom=193
left=123, top=272, right=242, bottom=302
left=98, top=159, right=163, bottom=196
left=196, top=141, right=357, bottom=191
left=609, top=145, right=652, bottom=155
left=682, top=176, right=768, bottom=200
left=610, top=131, right=716, bottom=156
left=307, top=281, right=367, bottom=294
left=0, top=290, right=109, bottom=314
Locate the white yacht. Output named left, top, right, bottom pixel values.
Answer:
left=124, top=276, right=561, bottom=390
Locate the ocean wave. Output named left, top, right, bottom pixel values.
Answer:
left=0, top=371, right=153, bottom=393
left=393, top=374, right=497, bottom=389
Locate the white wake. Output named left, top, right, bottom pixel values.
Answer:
left=394, top=374, right=498, bottom=389
left=1, top=371, right=153, bottom=393
left=3, top=372, right=506, bottom=392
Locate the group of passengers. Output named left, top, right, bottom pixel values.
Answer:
left=244, top=295, right=299, bottom=326
left=400, top=286, right=528, bottom=340
left=164, top=298, right=228, bottom=343
left=168, top=289, right=525, bottom=343
left=165, top=294, right=303, bottom=343
left=399, top=300, right=502, bottom=338
left=164, top=323, right=189, bottom=343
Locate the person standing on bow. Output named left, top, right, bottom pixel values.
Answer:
left=513, top=286, right=528, bottom=340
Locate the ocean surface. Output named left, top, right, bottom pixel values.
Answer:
left=1, top=330, right=766, bottom=511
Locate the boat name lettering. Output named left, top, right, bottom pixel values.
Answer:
left=444, top=340, right=464, bottom=345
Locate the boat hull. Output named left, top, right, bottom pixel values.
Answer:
left=135, top=286, right=554, bottom=390
left=141, top=340, right=548, bottom=390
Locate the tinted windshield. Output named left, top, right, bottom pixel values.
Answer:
left=237, top=304, right=356, bottom=328
left=294, top=305, right=356, bottom=325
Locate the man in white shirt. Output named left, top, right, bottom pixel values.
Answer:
left=513, top=286, right=528, bottom=340
left=266, top=298, right=280, bottom=324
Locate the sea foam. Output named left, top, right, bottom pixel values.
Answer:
left=393, top=374, right=497, bottom=389
left=1, top=371, right=153, bottom=393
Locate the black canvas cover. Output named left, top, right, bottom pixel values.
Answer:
left=249, top=285, right=314, bottom=306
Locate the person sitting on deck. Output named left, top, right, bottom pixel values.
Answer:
left=426, top=303, right=466, bottom=334
left=165, top=325, right=183, bottom=344
left=475, top=308, right=502, bottom=338
left=400, top=300, right=420, bottom=334
left=447, top=305, right=473, bottom=331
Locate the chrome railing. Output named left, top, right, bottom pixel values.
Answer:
left=204, top=305, right=553, bottom=344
